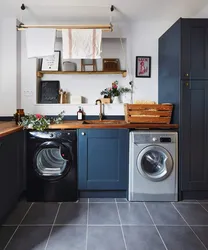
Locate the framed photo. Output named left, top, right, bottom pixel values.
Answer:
left=136, top=56, right=151, bottom=78
left=41, top=51, right=60, bottom=71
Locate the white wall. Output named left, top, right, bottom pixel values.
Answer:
left=20, top=22, right=133, bottom=116
left=0, top=18, right=20, bottom=116
left=130, top=20, right=175, bottom=103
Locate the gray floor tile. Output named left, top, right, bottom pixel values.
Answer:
left=21, top=203, right=59, bottom=225
left=198, top=200, right=208, bottom=203
left=123, top=226, right=165, bottom=250
left=46, top=226, right=87, bottom=250
left=6, top=226, right=51, bottom=250
left=200, top=203, right=208, bottom=212
left=87, top=226, right=125, bottom=250
left=173, top=203, right=208, bottom=225
left=191, top=226, right=208, bottom=249
left=0, top=226, right=17, bottom=250
left=3, top=202, right=31, bottom=225
left=88, top=203, right=120, bottom=225
left=117, top=203, right=153, bottom=225
left=116, top=198, right=128, bottom=203
left=157, top=226, right=205, bottom=250
left=89, top=198, right=115, bottom=202
left=145, top=202, right=186, bottom=225
left=55, top=203, right=88, bottom=225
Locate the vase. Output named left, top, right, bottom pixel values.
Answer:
left=113, top=96, right=120, bottom=104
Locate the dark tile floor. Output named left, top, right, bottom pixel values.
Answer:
left=1, top=199, right=208, bottom=250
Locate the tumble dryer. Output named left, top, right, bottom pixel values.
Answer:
left=27, top=130, right=77, bottom=202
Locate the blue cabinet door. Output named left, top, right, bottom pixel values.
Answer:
left=78, top=129, right=129, bottom=190
left=181, top=80, right=208, bottom=191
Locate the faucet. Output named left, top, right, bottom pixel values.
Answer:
left=95, top=99, right=103, bottom=121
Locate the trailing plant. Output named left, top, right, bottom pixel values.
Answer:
left=19, top=111, right=65, bottom=131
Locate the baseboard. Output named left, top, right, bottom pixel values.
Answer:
left=79, top=190, right=127, bottom=198
left=182, top=191, right=208, bottom=200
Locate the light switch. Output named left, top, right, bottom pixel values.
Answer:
left=24, top=90, right=33, bottom=97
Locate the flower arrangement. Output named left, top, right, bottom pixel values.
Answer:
left=100, top=81, right=131, bottom=98
left=19, top=111, right=65, bottom=131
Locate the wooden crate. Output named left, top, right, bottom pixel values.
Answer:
left=124, top=104, right=173, bottom=124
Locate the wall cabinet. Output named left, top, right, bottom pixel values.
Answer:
left=78, top=129, right=129, bottom=191
left=0, top=131, right=24, bottom=223
left=159, top=18, right=208, bottom=199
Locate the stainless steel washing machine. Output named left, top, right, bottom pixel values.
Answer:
left=128, top=131, right=178, bottom=201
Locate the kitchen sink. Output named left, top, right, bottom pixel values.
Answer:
left=82, top=120, right=126, bottom=125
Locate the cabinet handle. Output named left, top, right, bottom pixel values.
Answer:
left=185, top=82, right=189, bottom=87
left=185, top=73, right=189, bottom=77
left=81, top=132, right=86, bottom=136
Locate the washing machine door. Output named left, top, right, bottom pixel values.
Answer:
left=34, top=141, right=72, bottom=181
left=137, top=145, right=173, bottom=182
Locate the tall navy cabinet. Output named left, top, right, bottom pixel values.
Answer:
left=0, top=131, right=25, bottom=223
left=78, top=129, right=129, bottom=195
left=159, top=18, right=208, bottom=199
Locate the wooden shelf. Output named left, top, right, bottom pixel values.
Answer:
left=37, top=70, right=127, bottom=78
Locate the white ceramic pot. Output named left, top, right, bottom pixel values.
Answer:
left=113, top=96, right=120, bottom=104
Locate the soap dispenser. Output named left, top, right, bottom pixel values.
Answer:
left=77, top=106, right=83, bottom=121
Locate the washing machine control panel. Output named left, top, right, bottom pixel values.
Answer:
left=133, top=132, right=177, bottom=144
left=160, top=137, right=171, bottom=143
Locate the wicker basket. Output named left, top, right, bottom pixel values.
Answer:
left=124, top=104, right=173, bottom=124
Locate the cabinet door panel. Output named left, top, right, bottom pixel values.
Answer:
left=182, top=20, right=208, bottom=79
left=88, top=138, right=119, bottom=181
left=181, top=80, right=208, bottom=190
left=78, top=129, right=129, bottom=190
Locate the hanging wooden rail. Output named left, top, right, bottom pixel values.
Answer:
left=17, top=24, right=113, bottom=32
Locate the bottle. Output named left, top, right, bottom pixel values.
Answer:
left=77, top=106, right=83, bottom=120
left=14, top=109, right=25, bottom=125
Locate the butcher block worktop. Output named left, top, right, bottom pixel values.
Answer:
left=0, top=120, right=178, bottom=137
left=49, top=120, right=178, bottom=129
left=0, top=121, right=23, bottom=137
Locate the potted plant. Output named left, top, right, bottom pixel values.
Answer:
left=100, top=81, right=131, bottom=103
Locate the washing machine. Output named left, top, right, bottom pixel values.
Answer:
left=128, top=131, right=178, bottom=201
left=27, top=130, right=77, bottom=202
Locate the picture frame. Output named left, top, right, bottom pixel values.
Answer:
left=136, top=56, right=151, bottom=78
left=41, top=51, right=60, bottom=71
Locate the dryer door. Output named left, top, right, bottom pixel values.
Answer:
left=34, top=141, right=72, bottom=181
left=137, top=145, right=173, bottom=182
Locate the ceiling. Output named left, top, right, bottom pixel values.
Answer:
left=1, top=0, right=208, bottom=23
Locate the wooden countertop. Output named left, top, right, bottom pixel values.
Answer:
left=49, top=120, right=179, bottom=129
left=0, top=122, right=23, bottom=138
left=0, top=120, right=178, bottom=138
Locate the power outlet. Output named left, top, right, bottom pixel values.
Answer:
left=24, top=90, right=33, bottom=97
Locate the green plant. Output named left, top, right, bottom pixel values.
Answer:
left=100, top=81, right=131, bottom=97
left=20, top=111, right=65, bottom=131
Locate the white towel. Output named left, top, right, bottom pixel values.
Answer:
left=26, top=28, right=56, bottom=58
left=62, top=29, right=102, bottom=59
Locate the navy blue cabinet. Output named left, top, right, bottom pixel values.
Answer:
left=181, top=80, right=208, bottom=191
left=0, top=131, right=24, bottom=223
left=181, top=19, right=208, bottom=80
left=159, top=18, right=208, bottom=199
left=78, top=129, right=129, bottom=190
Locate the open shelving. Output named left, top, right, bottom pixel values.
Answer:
left=37, top=70, right=127, bottom=78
